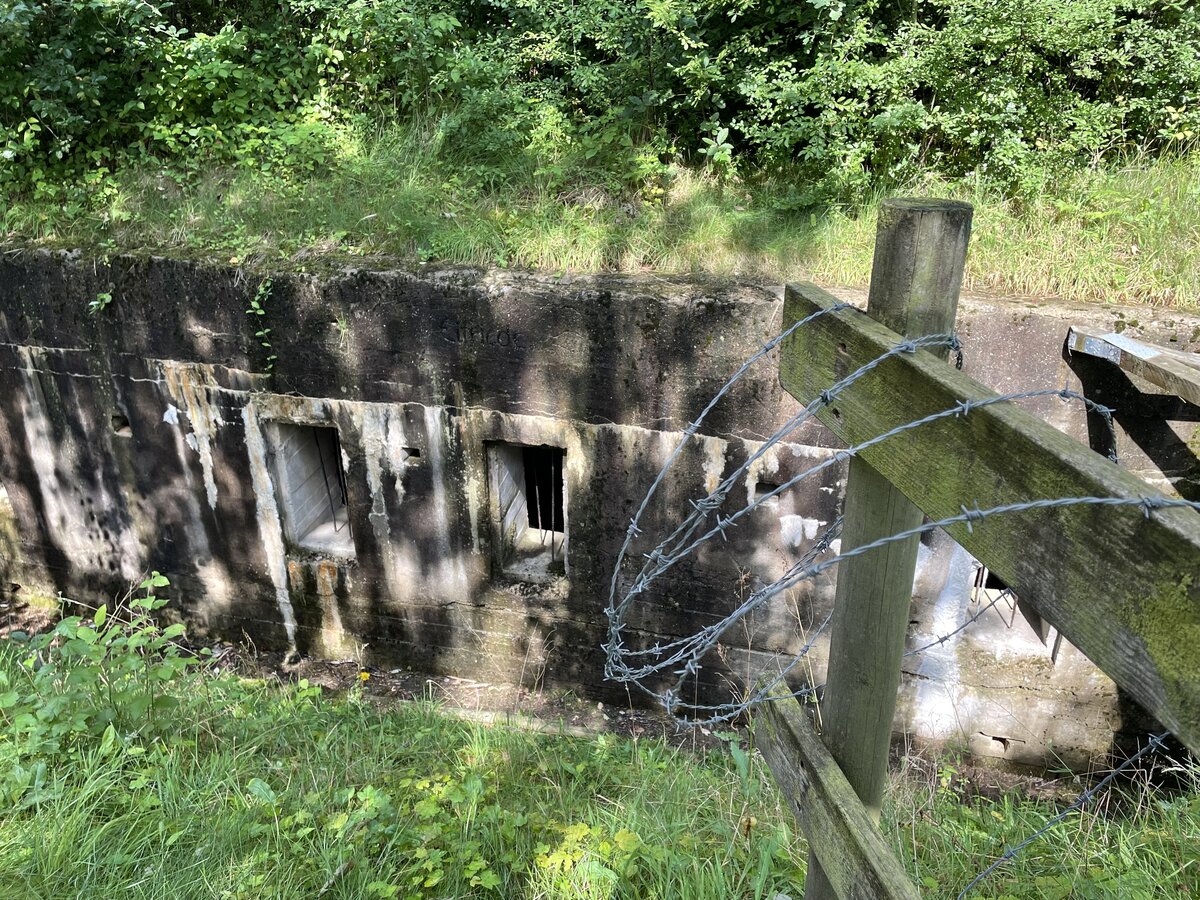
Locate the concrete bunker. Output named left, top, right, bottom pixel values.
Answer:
left=0, top=252, right=1196, bottom=769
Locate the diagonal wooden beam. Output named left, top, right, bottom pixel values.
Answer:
left=781, top=282, right=1200, bottom=754
left=1066, top=326, right=1200, bottom=407
left=756, top=689, right=920, bottom=900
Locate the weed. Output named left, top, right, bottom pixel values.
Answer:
left=87, top=291, right=113, bottom=315
left=246, top=277, right=278, bottom=375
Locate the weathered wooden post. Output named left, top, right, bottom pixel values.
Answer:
left=804, top=198, right=973, bottom=900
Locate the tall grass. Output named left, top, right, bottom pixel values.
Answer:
left=886, top=751, right=1200, bottom=898
left=3, top=122, right=1198, bottom=308
left=0, top=638, right=806, bottom=899
left=1, top=628, right=1197, bottom=899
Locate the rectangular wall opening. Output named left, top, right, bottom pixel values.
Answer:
left=269, top=422, right=355, bottom=557
left=754, top=481, right=783, bottom=508
left=487, top=442, right=566, bottom=580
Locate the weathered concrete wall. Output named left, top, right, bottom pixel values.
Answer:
left=0, top=253, right=834, bottom=703
left=0, top=251, right=1196, bottom=769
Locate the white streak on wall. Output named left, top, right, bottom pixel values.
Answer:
left=423, top=405, right=467, bottom=590
left=780, top=515, right=825, bottom=548
left=383, top=410, right=411, bottom=491
left=744, top=446, right=779, bottom=500
left=464, top=473, right=483, bottom=555
left=366, top=404, right=421, bottom=598
left=911, top=542, right=975, bottom=739
left=242, top=403, right=297, bottom=648
left=161, top=363, right=225, bottom=510
left=358, top=406, right=412, bottom=549
left=701, top=435, right=727, bottom=495
left=359, top=406, right=393, bottom=537
left=15, top=347, right=143, bottom=581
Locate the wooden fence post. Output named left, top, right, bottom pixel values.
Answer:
left=805, top=198, right=973, bottom=900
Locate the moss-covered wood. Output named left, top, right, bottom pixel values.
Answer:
left=755, top=690, right=921, bottom=900
left=805, top=198, right=971, bottom=900
left=781, top=281, right=1200, bottom=755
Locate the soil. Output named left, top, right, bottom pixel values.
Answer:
left=221, top=646, right=730, bottom=753
left=0, top=594, right=56, bottom=638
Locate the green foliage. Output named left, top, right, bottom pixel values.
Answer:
left=0, top=600, right=1197, bottom=897
left=889, top=751, right=1200, bottom=898
left=2, top=0, right=1199, bottom=309
left=0, top=628, right=806, bottom=898
left=246, top=277, right=277, bottom=374
left=0, top=0, right=347, bottom=199
left=88, top=291, right=113, bottom=315
left=734, top=0, right=1200, bottom=202
left=0, top=573, right=192, bottom=765
left=2, top=0, right=1197, bottom=206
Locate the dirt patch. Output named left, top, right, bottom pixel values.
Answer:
left=211, top=645, right=729, bottom=752
left=0, top=594, right=57, bottom=639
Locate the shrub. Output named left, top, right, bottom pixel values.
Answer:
left=1, top=0, right=1197, bottom=204
left=0, top=573, right=195, bottom=761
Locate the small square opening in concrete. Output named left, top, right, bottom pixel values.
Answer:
left=269, top=422, right=355, bottom=557
left=754, top=481, right=783, bottom=508
left=487, top=442, right=566, bottom=580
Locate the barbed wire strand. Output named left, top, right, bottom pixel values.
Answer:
left=600, top=312, right=1195, bottom=894
left=606, top=321, right=1121, bottom=692
left=904, top=588, right=1013, bottom=657
left=955, top=731, right=1171, bottom=899
left=605, top=325, right=1132, bottom=716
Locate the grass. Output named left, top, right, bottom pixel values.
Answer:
left=1, top=623, right=1198, bottom=900
left=0, top=643, right=807, bottom=899
left=3, top=121, right=1199, bottom=308
left=886, top=753, right=1200, bottom=898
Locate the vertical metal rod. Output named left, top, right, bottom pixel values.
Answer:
left=314, top=428, right=347, bottom=533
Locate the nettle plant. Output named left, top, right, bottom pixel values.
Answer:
left=0, top=573, right=197, bottom=758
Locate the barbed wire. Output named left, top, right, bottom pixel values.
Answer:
left=956, top=730, right=1171, bottom=898
left=904, top=587, right=1013, bottom=657
left=600, top=308, right=1198, bottom=892
left=603, top=311, right=1146, bottom=724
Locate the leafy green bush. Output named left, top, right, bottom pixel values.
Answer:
left=0, top=573, right=194, bottom=761
left=1, top=0, right=1197, bottom=205
left=897, top=0, right=1200, bottom=189
left=733, top=0, right=1200, bottom=201
left=0, top=0, right=345, bottom=197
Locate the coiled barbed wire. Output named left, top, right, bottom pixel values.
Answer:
left=602, top=310, right=1165, bottom=725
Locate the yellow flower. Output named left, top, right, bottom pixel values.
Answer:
left=359, top=671, right=370, bottom=682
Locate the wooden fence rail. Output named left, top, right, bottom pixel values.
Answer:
left=756, top=198, right=1200, bottom=900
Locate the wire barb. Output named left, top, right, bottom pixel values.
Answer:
left=601, top=314, right=1198, bottom=891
